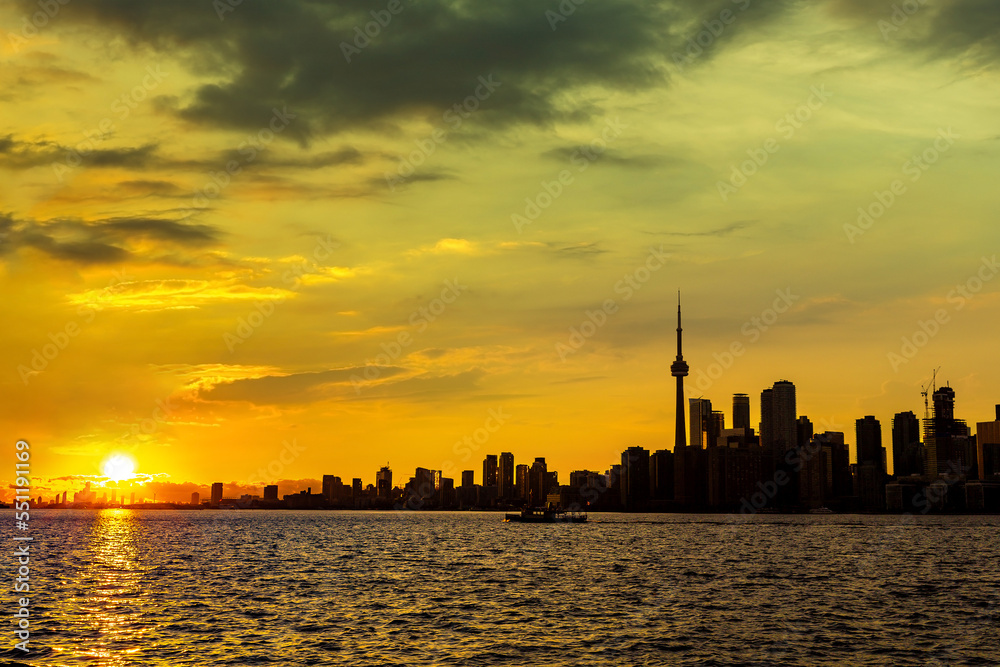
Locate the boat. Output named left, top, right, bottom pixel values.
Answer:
left=809, top=506, right=834, bottom=514
left=504, top=507, right=587, bottom=523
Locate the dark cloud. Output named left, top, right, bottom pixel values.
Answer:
left=0, top=134, right=158, bottom=170
left=12, top=0, right=801, bottom=142
left=0, top=212, right=222, bottom=265
left=919, top=0, right=1000, bottom=66
left=664, top=220, right=755, bottom=237
left=542, top=146, right=678, bottom=168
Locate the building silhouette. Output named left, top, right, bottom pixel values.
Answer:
left=690, top=398, right=712, bottom=448
left=483, top=454, right=498, bottom=489
left=733, top=394, right=751, bottom=431
left=856, top=416, right=886, bottom=510
left=376, top=465, right=392, bottom=500
left=529, top=457, right=548, bottom=506
left=498, top=452, right=515, bottom=501
left=892, top=411, right=923, bottom=478
left=211, top=482, right=223, bottom=505
left=977, top=406, right=1000, bottom=481
left=461, top=470, right=474, bottom=487
left=515, top=464, right=529, bottom=503
left=620, top=446, right=650, bottom=510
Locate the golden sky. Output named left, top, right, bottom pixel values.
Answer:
left=2, top=0, right=999, bottom=500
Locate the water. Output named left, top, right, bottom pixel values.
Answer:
left=4, top=510, right=999, bottom=666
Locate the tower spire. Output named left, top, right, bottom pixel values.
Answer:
left=671, top=291, right=689, bottom=450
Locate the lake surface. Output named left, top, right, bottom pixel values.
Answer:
left=4, top=510, right=999, bottom=666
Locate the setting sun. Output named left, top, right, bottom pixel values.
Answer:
left=101, top=454, right=137, bottom=484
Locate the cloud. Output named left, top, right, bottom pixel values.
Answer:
left=199, top=367, right=408, bottom=405
left=0, top=134, right=158, bottom=170
left=0, top=213, right=222, bottom=265
left=663, top=220, right=755, bottom=237
left=11, top=0, right=802, bottom=142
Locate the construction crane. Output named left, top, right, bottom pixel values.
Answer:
left=920, top=366, right=942, bottom=420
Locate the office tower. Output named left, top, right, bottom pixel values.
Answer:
left=432, top=470, right=442, bottom=491
left=671, top=294, right=689, bottom=451
left=322, top=475, right=340, bottom=503
left=733, top=394, right=751, bottom=431
left=711, top=411, right=725, bottom=445
left=376, top=465, right=392, bottom=499
left=650, top=449, right=674, bottom=500
left=797, top=416, right=813, bottom=447
left=892, top=411, right=923, bottom=477
left=760, top=388, right=773, bottom=447
left=689, top=398, right=712, bottom=448
left=515, top=464, right=529, bottom=502
left=413, top=468, right=435, bottom=501
left=483, top=454, right=498, bottom=488
left=263, top=485, right=278, bottom=501
left=111, top=489, right=117, bottom=503
left=856, top=416, right=886, bottom=510
left=352, top=478, right=362, bottom=499
left=759, top=381, right=796, bottom=451
left=772, top=381, right=797, bottom=451
left=620, top=446, right=650, bottom=510
left=976, top=405, right=1000, bottom=480
left=814, top=431, right=851, bottom=500
left=191, top=491, right=200, bottom=505
left=529, top=457, right=548, bottom=506
left=211, top=482, right=223, bottom=505
left=129, top=492, right=134, bottom=505
left=461, top=470, right=475, bottom=488
left=498, top=452, right=515, bottom=501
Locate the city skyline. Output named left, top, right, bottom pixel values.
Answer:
left=3, top=0, right=1000, bottom=503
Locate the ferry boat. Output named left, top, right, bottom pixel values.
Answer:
left=504, top=507, right=587, bottom=523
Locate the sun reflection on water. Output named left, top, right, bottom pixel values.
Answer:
left=80, top=509, right=147, bottom=665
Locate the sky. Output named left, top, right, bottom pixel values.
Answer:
left=2, top=0, right=999, bottom=502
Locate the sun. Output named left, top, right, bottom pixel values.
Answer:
left=101, top=454, right=137, bottom=483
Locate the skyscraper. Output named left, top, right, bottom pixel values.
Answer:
left=671, top=294, right=689, bottom=451
left=498, top=452, right=515, bottom=501
left=461, top=470, right=474, bottom=488
left=529, top=457, right=548, bottom=506
left=689, top=398, right=712, bottom=448
left=620, top=446, right=650, bottom=510
left=483, top=454, right=498, bottom=488
left=760, top=380, right=796, bottom=452
left=733, top=394, right=751, bottom=432
left=977, top=405, right=1000, bottom=480
left=376, top=465, right=392, bottom=499
left=892, top=411, right=922, bottom=477
left=856, top=415, right=886, bottom=510
left=211, top=482, right=223, bottom=505
left=515, top=464, right=529, bottom=502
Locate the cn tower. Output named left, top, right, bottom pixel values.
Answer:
left=670, top=292, right=688, bottom=450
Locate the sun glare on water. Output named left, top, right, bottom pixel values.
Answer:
left=101, top=454, right=137, bottom=483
